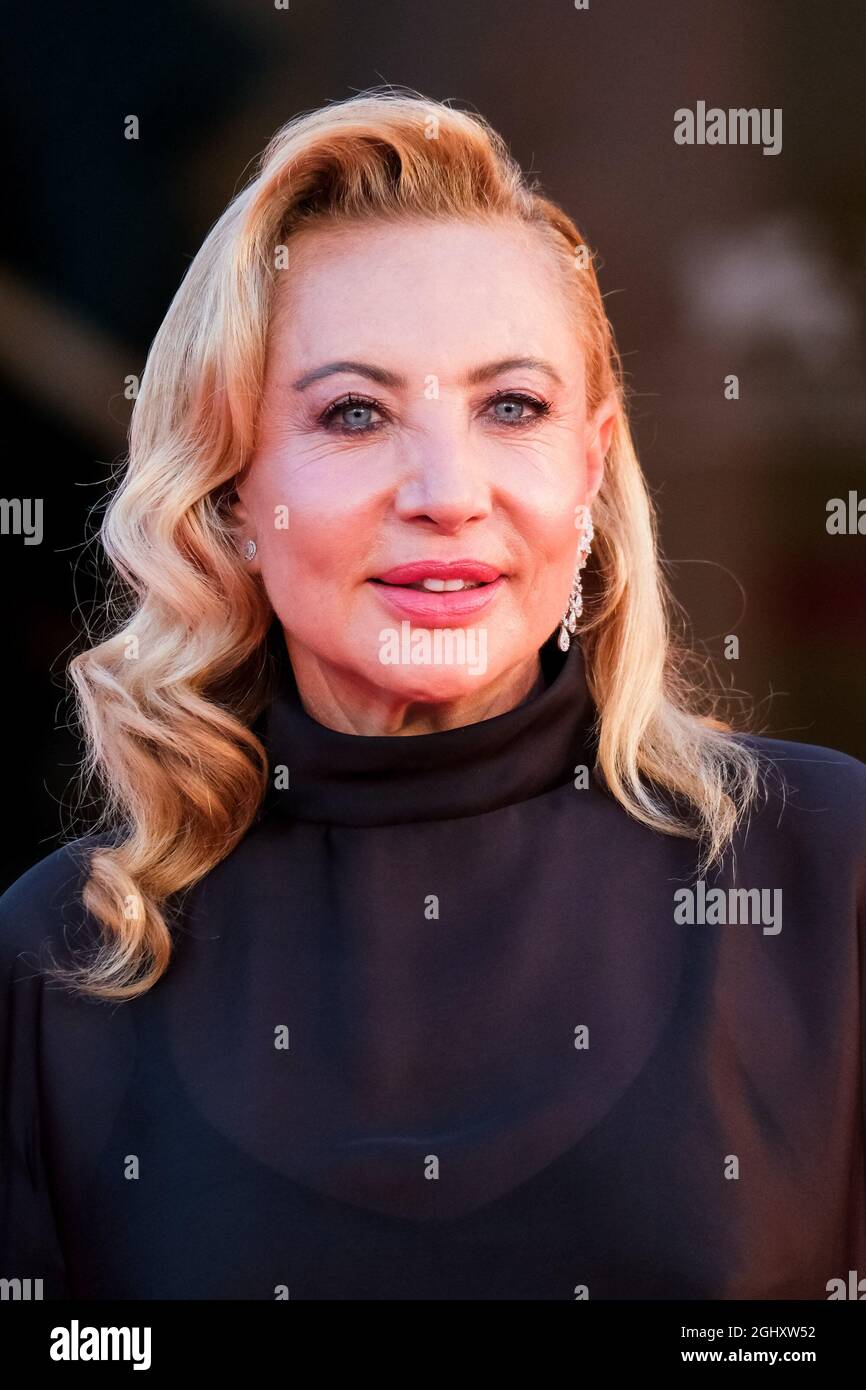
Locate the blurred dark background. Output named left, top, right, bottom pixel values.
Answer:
left=1, top=0, right=864, bottom=887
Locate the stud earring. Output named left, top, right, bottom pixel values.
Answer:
left=557, top=507, right=594, bottom=652
left=242, top=538, right=257, bottom=562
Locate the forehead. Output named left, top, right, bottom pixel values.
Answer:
left=267, top=217, right=582, bottom=378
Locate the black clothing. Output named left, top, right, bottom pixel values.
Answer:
left=2, top=636, right=865, bottom=1300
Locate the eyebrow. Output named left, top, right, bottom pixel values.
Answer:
left=290, top=357, right=566, bottom=392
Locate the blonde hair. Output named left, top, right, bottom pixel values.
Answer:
left=59, top=85, right=772, bottom=1001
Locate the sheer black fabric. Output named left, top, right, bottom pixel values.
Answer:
left=2, top=635, right=865, bottom=1299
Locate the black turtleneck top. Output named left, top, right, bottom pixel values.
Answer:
left=2, top=635, right=866, bottom=1300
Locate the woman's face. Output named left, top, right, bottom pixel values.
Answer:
left=237, top=217, right=615, bottom=728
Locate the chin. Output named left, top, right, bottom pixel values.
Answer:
left=363, top=618, right=504, bottom=693
left=373, top=665, right=496, bottom=705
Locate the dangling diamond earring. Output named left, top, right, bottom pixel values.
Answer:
left=557, top=506, right=594, bottom=652
left=242, top=538, right=257, bottom=561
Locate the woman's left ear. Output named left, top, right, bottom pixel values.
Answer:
left=585, top=394, right=617, bottom=503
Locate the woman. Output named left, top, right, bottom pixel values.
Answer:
left=2, top=88, right=865, bottom=1302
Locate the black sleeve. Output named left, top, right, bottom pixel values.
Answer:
left=0, top=854, right=83, bottom=1301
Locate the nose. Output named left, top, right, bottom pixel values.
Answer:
left=393, top=422, right=493, bottom=533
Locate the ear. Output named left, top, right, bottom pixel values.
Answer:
left=227, top=480, right=260, bottom=571
left=584, top=393, right=617, bottom=507
left=232, top=491, right=250, bottom=527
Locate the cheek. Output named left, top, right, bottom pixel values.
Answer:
left=510, top=467, right=588, bottom=574
left=252, top=455, right=376, bottom=578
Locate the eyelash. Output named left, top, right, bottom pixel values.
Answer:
left=317, top=389, right=552, bottom=436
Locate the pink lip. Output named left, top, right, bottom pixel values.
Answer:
left=368, top=559, right=506, bottom=623
left=374, top=560, right=503, bottom=585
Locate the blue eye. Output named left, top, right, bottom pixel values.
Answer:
left=489, top=393, right=549, bottom=425
left=318, top=389, right=551, bottom=436
left=320, top=394, right=385, bottom=434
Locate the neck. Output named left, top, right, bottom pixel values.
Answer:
left=282, top=633, right=545, bottom=735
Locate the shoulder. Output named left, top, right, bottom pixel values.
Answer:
left=726, top=729, right=866, bottom=875
left=0, top=837, right=106, bottom=979
left=731, top=728, right=866, bottom=806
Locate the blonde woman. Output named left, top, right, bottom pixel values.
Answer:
left=1, top=88, right=864, bottom=1302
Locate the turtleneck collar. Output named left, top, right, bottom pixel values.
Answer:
left=260, top=632, right=597, bottom=827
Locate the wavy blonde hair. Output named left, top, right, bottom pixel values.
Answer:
left=59, top=85, right=772, bottom=1001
